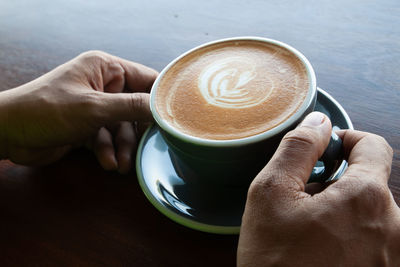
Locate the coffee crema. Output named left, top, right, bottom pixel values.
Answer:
left=155, top=40, right=309, bottom=140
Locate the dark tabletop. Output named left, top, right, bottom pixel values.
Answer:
left=0, top=0, right=399, bottom=266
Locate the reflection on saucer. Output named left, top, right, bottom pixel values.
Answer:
left=158, top=180, right=192, bottom=216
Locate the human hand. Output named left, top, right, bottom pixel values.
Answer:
left=237, top=112, right=400, bottom=266
left=0, top=51, right=158, bottom=173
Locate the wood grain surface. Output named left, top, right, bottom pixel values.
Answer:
left=0, top=0, right=399, bottom=266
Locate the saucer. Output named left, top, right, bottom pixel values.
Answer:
left=136, top=88, right=353, bottom=235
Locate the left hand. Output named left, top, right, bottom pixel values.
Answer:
left=0, top=51, right=158, bottom=173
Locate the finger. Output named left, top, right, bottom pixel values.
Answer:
left=94, top=92, right=153, bottom=124
left=335, top=130, right=393, bottom=185
left=93, top=127, right=118, bottom=171
left=103, top=62, right=125, bottom=93
left=75, top=51, right=123, bottom=93
left=76, top=51, right=158, bottom=93
left=115, top=121, right=137, bottom=174
left=116, top=58, right=158, bottom=93
left=251, top=112, right=332, bottom=196
left=320, top=131, right=395, bottom=220
left=102, top=59, right=158, bottom=93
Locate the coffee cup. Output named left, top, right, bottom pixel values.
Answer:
left=150, top=36, right=342, bottom=186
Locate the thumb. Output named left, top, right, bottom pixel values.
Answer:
left=95, top=92, right=153, bottom=123
left=252, top=112, right=332, bottom=196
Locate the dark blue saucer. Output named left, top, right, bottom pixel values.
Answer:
left=136, top=88, right=353, bottom=234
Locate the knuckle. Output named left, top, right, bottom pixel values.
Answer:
left=248, top=177, right=271, bottom=199
left=110, top=61, right=125, bottom=74
left=366, top=134, right=393, bottom=155
left=347, top=180, right=392, bottom=214
left=363, top=182, right=391, bottom=203
left=108, top=62, right=125, bottom=81
left=79, top=50, right=106, bottom=59
left=130, top=93, right=149, bottom=112
left=246, top=180, right=275, bottom=210
left=78, top=50, right=110, bottom=65
left=248, top=167, right=290, bottom=201
left=247, top=174, right=273, bottom=201
left=375, top=134, right=393, bottom=157
left=130, top=94, right=140, bottom=110
left=365, top=134, right=394, bottom=175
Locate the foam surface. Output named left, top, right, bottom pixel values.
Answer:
left=156, top=40, right=309, bottom=140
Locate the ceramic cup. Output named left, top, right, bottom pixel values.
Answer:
left=150, top=37, right=342, bottom=186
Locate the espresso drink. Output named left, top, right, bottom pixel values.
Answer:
left=155, top=40, right=309, bottom=140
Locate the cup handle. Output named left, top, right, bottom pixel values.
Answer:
left=308, top=132, right=343, bottom=183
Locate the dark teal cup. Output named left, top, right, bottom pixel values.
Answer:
left=150, top=37, right=342, bottom=187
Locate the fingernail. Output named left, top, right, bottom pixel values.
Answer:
left=300, top=112, right=326, bottom=127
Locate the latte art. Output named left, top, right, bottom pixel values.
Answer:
left=198, top=57, right=272, bottom=108
left=155, top=40, right=309, bottom=140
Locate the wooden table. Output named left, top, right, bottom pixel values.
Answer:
left=0, top=0, right=399, bottom=265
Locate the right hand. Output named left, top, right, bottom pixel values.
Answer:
left=237, top=112, right=400, bottom=266
left=0, top=51, right=158, bottom=173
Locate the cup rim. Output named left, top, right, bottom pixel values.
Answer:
left=150, top=36, right=317, bottom=147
